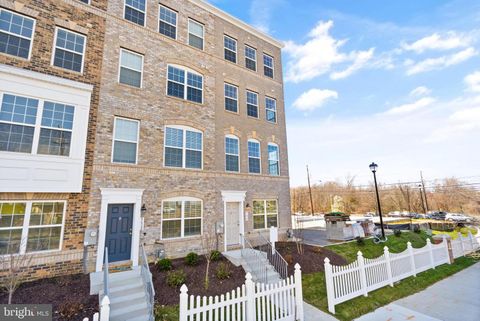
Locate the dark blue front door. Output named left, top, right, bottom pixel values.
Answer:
left=106, top=204, right=133, bottom=262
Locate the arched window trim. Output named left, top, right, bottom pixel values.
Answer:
left=166, top=64, right=204, bottom=104
left=225, top=134, right=240, bottom=173
left=247, top=138, right=261, bottom=174
left=160, top=197, right=203, bottom=240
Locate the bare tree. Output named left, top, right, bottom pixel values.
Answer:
left=201, top=231, right=217, bottom=290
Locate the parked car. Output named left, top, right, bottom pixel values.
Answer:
left=388, top=211, right=402, bottom=217
left=445, top=213, right=472, bottom=223
left=365, top=212, right=377, bottom=217
left=414, top=214, right=427, bottom=219
left=430, top=211, right=447, bottom=220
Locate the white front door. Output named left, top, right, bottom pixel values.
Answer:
left=226, top=202, right=240, bottom=246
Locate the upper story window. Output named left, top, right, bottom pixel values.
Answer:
left=124, top=0, right=146, bottom=26
left=225, top=135, right=239, bottom=172
left=266, top=97, right=277, bottom=123
left=167, top=65, right=203, bottom=104
left=53, top=28, right=86, bottom=73
left=248, top=139, right=261, bottom=174
left=224, top=35, right=237, bottom=63
left=164, top=126, right=202, bottom=169
left=253, top=200, right=278, bottom=229
left=268, top=143, right=280, bottom=176
left=247, top=91, right=259, bottom=118
left=159, top=5, right=177, bottom=40
left=0, top=201, right=66, bottom=255
left=0, top=9, right=35, bottom=59
left=0, top=93, right=75, bottom=157
left=119, top=49, right=143, bottom=88
left=263, top=54, right=274, bottom=78
left=112, top=117, right=139, bottom=164
left=245, top=45, right=257, bottom=71
left=188, top=20, right=204, bottom=50
left=161, top=197, right=202, bottom=239
left=224, top=83, right=238, bottom=113
left=79, top=0, right=90, bottom=4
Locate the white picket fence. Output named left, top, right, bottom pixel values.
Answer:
left=324, top=233, right=479, bottom=314
left=179, top=264, right=304, bottom=321
left=83, top=296, right=109, bottom=321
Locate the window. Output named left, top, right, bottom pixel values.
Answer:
left=266, top=97, right=277, bottom=123
left=0, top=9, right=35, bottom=59
left=264, top=54, right=274, bottom=78
left=52, top=28, right=86, bottom=73
left=225, top=135, right=239, bottom=172
left=245, top=46, right=257, bottom=71
left=124, top=0, right=146, bottom=26
left=268, top=143, right=279, bottom=176
left=164, top=126, right=202, bottom=169
left=0, top=93, right=75, bottom=156
left=0, top=201, right=65, bottom=255
left=188, top=20, right=204, bottom=50
left=112, top=117, right=139, bottom=164
left=253, top=200, right=278, bottom=229
left=119, top=49, right=143, bottom=88
left=247, top=91, right=258, bottom=118
left=161, top=198, right=202, bottom=239
left=159, top=5, right=177, bottom=39
left=79, top=0, right=90, bottom=4
left=224, top=83, right=238, bottom=113
left=167, top=65, right=203, bottom=104
left=224, top=35, right=237, bottom=63
left=248, top=139, right=261, bottom=174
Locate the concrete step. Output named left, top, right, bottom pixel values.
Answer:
left=109, top=282, right=144, bottom=297
left=110, top=307, right=149, bottom=321
left=110, top=301, right=148, bottom=319
left=109, top=290, right=146, bottom=305
left=109, top=268, right=141, bottom=282
left=110, top=296, right=147, bottom=313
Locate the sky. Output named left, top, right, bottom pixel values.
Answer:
left=208, top=0, right=480, bottom=187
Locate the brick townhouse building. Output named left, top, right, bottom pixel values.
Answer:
left=0, top=0, right=106, bottom=279
left=88, top=0, right=291, bottom=272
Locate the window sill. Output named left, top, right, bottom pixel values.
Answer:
left=0, top=52, right=31, bottom=62
left=224, top=109, right=240, bottom=115
left=50, top=64, right=84, bottom=76
left=166, top=95, right=204, bottom=107
left=117, top=82, right=143, bottom=90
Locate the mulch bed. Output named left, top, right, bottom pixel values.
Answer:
left=275, top=242, right=348, bottom=275
left=0, top=273, right=98, bottom=321
left=153, top=256, right=245, bottom=306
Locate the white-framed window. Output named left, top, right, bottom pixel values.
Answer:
left=225, top=135, right=239, bottom=172
left=253, top=200, right=278, bottom=230
left=167, top=65, right=203, bottom=104
left=268, top=143, right=279, bottom=176
left=266, top=97, right=277, bottom=123
left=0, top=8, right=35, bottom=60
left=164, top=125, right=203, bottom=169
left=248, top=139, right=261, bottom=174
left=247, top=91, right=259, bottom=118
left=263, top=54, right=274, bottom=78
left=52, top=27, right=86, bottom=73
left=245, top=45, right=257, bottom=71
left=0, top=93, right=75, bottom=156
left=112, top=117, right=139, bottom=164
left=119, top=48, right=144, bottom=88
left=124, top=0, right=146, bottom=26
left=224, top=83, right=238, bottom=113
left=79, top=0, right=91, bottom=4
left=224, top=35, right=237, bottom=63
left=161, top=197, right=202, bottom=239
left=0, top=201, right=66, bottom=255
left=188, top=19, right=204, bottom=50
left=159, top=5, right=177, bottom=40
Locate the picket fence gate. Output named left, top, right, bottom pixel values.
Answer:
left=179, top=264, right=304, bottom=321
left=324, top=234, right=479, bottom=314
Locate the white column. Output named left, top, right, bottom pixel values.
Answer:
left=357, top=251, right=368, bottom=297
left=384, top=246, right=394, bottom=287
left=294, top=264, right=304, bottom=321
left=179, top=285, right=188, bottom=321
left=245, top=273, right=255, bottom=321
left=99, top=296, right=110, bottom=321
left=427, top=239, right=435, bottom=269
left=324, top=258, right=335, bottom=314
left=408, top=242, right=416, bottom=277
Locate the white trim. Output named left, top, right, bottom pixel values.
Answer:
left=246, top=90, right=259, bottom=118
left=253, top=199, right=279, bottom=230
left=224, top=82, right=238, bottom=113
left=265, top=96, right=277, bottom=124
left=0, top=8, right=36, bottom=61
left=118, top=48, right=144, bottom=88
left=263, top=53, right=274, bottom=79
left=224, top=35, right=237, bottom=64
left=247, top=139, right=261, bottom=174
left=111, top=116, right=140, bottom=165
left=221, top=191, right=246, bottom=252
left=163, top=125, right=204, bottom=170
left=158, top=4, right=178, bottom=40
left=188, top=18, right=205, bottom=51
left=123, top=0, right=147, bottom=27
left=267, top=142, right=280, bottom=176
left=96, top=188, right=144, bottom=272
left=51, top=27, right=87, bottom=74
left=166, top=64, right=204, bottom=104
left=245, top=45, right=257, bottom=72
left=225, top=135, right=240, bottom=173
left=160, top=197, right=203, bottom=240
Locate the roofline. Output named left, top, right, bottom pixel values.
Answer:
left=189, top=0, right=284, bottom=49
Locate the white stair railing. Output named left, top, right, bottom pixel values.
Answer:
left=140, top=244, right=155, bottom=321
left=257, top=232, right=289, bottom=279
left=241, top=235, right=268, bottom=284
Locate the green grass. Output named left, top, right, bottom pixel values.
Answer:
left=155, top=305, right=179, bottom=321
left=432, top=227, right=478, bottom=240
left=303, top=231, right=479, bottom=321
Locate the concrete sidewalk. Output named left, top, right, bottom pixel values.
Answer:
left=304, top=301, right=338, bottom=321
left=356, top=262, right=480, bottom=321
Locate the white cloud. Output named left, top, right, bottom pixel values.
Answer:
left=409, top=86, right=432, bottom=97
left=293, top=89, right=338, bottom=112
left=465, top=71, right=480, bottom=92
left=284, top=20, right=375, bottom=83
left=384, top=97, right=436, bottom=115
left=406, top=47, right=477, bottom=75
left=249, top=0, right=283, bottom=34
left=402, top=32, right=472, bottom=53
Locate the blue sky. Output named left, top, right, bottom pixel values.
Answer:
left=209, top=0, right=480, bottom=186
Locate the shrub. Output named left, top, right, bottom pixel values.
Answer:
left=313, top=246, right=323, bottom=254
left=460, top=227, right=469, bottom=235
left=166, top=270, right=186, bottom=287
left=413, top=225, right=421, bottom=233
left=215, top=262, right=232, bottom=280
left=156, top=258, right=172, bottom=271
left=356, top=237, right=365, bottom=245
left=209, top=250, right=221, bottom=262
left=185, top=252, right=199, bottom=266
left=58, top=301, right=84, bottom=319
left=284, top=253, right=294, bottom=264
left=394, top=229, right=402, bottom=237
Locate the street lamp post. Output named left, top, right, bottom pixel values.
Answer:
left=369, top=162, right=386, bottom=240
